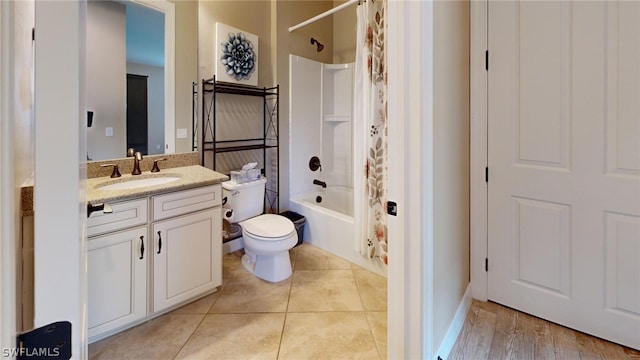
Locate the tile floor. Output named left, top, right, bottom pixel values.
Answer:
left=88, top=243, right=388, bottom=359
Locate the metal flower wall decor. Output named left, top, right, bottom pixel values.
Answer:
left=215, top=23, right=259, bottom=86
left=220, top=32, right=255, bottom=81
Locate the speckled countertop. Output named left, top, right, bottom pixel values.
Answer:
left=21, top=177, right=35, bottom=216
left=20, top=152, right=227, bottom=216
left=87, top=165, right=228, bottom=204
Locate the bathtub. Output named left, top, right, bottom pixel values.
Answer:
left=290, top=186, right=386, bottom=276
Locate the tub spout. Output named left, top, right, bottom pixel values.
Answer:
left=313, top=179, right=327, bottom=188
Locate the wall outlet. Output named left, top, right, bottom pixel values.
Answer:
left=177, top=128, right=188, bottom=139
left=105, top=127, right=113, bottom=137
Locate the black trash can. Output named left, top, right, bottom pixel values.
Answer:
left=280, top=211, right=306, bottom=247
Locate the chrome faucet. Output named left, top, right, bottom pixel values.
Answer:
left=127, top=148, right=144, bottom=175
left=313, top=179, right=327, bottom=188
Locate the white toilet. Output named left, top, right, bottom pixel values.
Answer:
left=222, top=178, right=298, bottom=282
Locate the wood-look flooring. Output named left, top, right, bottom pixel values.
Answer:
left=449, top=300, right=640, bottom=360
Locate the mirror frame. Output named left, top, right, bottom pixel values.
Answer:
left=130, top=0, right=175, bottom=153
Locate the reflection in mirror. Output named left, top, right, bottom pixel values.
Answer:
left=86, top=0, right=193, bottom=161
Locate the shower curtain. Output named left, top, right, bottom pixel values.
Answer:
left=356, top=0, right=388, bottom=265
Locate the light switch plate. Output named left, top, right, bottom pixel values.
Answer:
left=177, top=128, right=188, bottom=139
left=105, top=127, right=113, bottom=137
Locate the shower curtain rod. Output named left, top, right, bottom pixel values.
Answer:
left=288, top=0, right=358, bottom=32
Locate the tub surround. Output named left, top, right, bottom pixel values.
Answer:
left=288, top=56, right=377, bottom=275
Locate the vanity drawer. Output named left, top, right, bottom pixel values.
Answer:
left=152, top=185, right=221, bottom=221
left=88, top=198, right=148, bottom=237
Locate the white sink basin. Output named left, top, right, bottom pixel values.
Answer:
left=96, top=176, right=181, bottom=191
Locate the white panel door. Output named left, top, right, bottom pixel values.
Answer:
left=488, top=0, right=640, bottom=349
left=153, top=208, right=221, bottom=312
left=87, top=226, right=148, bottom=340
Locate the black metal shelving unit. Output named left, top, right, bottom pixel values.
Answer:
left=199, top=75, right=280, bottom=213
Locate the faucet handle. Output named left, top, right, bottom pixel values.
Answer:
left=100, top=163, right=121, bottom=178
left=127, top=148, right=135, bottom=157
left=131, top=152, right=143, bottom=176
left=151, top=158, right=167, bottom=173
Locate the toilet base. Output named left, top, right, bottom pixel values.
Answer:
left=241, top=250, right=292, bottom=282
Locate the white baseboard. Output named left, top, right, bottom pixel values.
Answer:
left=435, top=284, right=473, bottom=360
left=222, top=237, right=244, bottom=254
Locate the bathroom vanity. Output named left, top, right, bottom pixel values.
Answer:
left=85, top=164, right=227, bottom=342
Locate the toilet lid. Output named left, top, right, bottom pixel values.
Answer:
left=242, top=214, right=295, bottom=239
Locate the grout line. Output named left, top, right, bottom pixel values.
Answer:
left=172, top=283, right=227, bottom=359
left=353, top=260, right=384, bottom=359
left=276, top=248, right=297, bottom=359
left=279, top=310, right=367, bottom=314
left=352, top=267, right=367, bottom=312
left=171, top=312, right=208, bottom=360
left=364, top=311, right=385, bottom=360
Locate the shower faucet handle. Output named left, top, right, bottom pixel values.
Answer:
left=309, top=156, right=322, bottom=172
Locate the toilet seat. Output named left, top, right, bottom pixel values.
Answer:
left=241, top=214, right=295, bottom=241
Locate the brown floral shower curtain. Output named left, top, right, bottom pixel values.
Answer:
left=356, top=0, right=387, bottom=265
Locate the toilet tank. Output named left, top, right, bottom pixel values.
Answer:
left=222, top=177, right=267, bottom=222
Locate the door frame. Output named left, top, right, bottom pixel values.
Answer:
left=0, top=0, right=18, bottom=350
left=387, top=0, right=434, bottom=358
left=470, top=0, right=489, bottom=301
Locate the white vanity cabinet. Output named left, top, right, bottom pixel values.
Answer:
left=87, top=198, right=149, bottom=340
left=151, top=186, right=222, bottom=312
left=87, top=184, right=222, bottom=342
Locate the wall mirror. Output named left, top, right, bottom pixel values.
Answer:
left=86, top=0, right=196, bottom=161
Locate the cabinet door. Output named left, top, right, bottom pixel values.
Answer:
left=153, top=207, right=222, bottom=312
left=88, top=226, right=148, bottom=341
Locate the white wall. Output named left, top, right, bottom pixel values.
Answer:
left=171, top=0, right=197, bottom=154
left=333, top=0, right=357, bottom=64
left=8, top=0, right=35, bottom=333
left=0, top=1, right=12, bottom=348
left=86, top=0, right=126, bottom=160
left=34, top=1, right=86, bottom=357
left=127, top=62, right=165, bottom=155
left=1, top=0, right=36, bottom=346
left=11, top=2, right=35, bottom=185
left=432, top=0, right=470, bottom=356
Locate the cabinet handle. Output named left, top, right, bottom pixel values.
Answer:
left=139, top=236, right=145, bottom=260
left=157, top=231, right=162, bottom=254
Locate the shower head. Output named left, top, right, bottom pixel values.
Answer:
left=310, top=37, right=324, bottom=52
